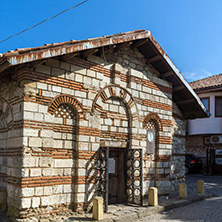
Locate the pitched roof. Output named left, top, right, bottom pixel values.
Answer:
left=190, top=74, right=222, bottom=91
left=0, top=30, right=208, bottom=119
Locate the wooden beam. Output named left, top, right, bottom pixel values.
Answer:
left=160, top=71, right=174, bottom=79
left=173, top=85, right=185, bottom=91
left=61, top=53, right=79, bottom=61
left=26, top=59, right=46, bottom=68
left=97, top=45, right=115, bottom=56
left=81, top=49, right=99, bottom=59
left=131, top=39, right=148, bottom=50
left=177, top=98, right=194, bottom=105
left=146, top=55, right=161, bottom=64
left=0, top=60, right=9, bottom=74
left=114, top=42, right=132, bottom=52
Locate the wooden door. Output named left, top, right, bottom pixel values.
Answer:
left=108, top=148, right=125, bottom=204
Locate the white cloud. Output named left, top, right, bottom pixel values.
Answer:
left=182, top=69, right=212, bottom=82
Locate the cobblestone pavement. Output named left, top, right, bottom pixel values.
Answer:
left=137, top=196, right=222, bottom=222
left=186, top=174, right=222, bottom=196
left=136, top=174, right=222, bottom=222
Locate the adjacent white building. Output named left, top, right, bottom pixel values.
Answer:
left=186, top=74, right=222, bottom=173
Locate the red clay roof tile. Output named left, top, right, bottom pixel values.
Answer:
left=190, top=74, right=222, bottom=91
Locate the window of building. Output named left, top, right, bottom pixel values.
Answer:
left=215, top=97, right=222, bottom=117
left=201, top=97, right=210, bottom=112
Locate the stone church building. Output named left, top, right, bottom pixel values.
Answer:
left=0, top=30, right=207, bottom=221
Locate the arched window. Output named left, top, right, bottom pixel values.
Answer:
left=146, top=120, right=158, bottom=155
left=143, top=112, right=163, bottom=156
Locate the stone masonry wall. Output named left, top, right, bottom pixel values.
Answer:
left=186, top=135, right=205, bottom=157
left=0, top=80, right=24, bottom=217
left=104, top=48, right=173, bottom=195
left=170, top=102, right=186, bottom=191
left=1, top=46, right=186, bottom=220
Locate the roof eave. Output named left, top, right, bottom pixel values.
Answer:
left=0, top=30, right=208, bottom=119
left=3, top=30, right=151, bottom=67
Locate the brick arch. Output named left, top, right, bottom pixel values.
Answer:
left=143, top=112, right=163, bottom=131
left=48, top=94, right=85, bottom=119
left=91, top=84, right=139, bottom=118
left=0, top=98, right=13, bottom=129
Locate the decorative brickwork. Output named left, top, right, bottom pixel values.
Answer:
left=143, top=112, right=163, bottom=131
left=48, top=94, right=85, bottom=119
left=91, top=84, right=138, bottom=118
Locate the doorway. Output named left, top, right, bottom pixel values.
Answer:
left=108, top=148, right=126, bottom=204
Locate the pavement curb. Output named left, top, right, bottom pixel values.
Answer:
left=102, top=193, right=214, bottom=222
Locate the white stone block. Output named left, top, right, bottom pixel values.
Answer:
left=42, top=90, right=59, bottom=98
left=79, top=135, right=89, bottom=142
left=92, top=143, right=100, bottom=151
left=75, top=90, right=87, bottom=98
left=39, top=157, right=53, bottom=167
left=23, top=102, right=38, bottom=112
left=79, top=142, right=89, bottom=151
left=64, top=168, right=72, bottom=176
left=53, top=132, right=62, bottom=139
left=37, top=82, right=47, bottom=90
left=21, top=188, right=34, bottom=197
left=51, top=195, right=60, bottom=205
left=52, top=85, right=61, bottom=92
left=21, top=198, right=31, bottom=209
left=60, top=194, right=67, bottom=204
left=54, top=159, right=73, bottom=168
left=54, top=140, right=63, bottom=148
left=64, top=184, right=73, bottom=193
left=75, top=74, right=83, bottom=82
left=43, top=138, right=54, bottom=148
left=78, top=168, right=86, bottom=177
left=92, top=78, right=100, bottom=88
left=78, top=159, right=87, bottom=168
left=42, top=168, right=52, bottom=177
left=77, top=184, right=85, bottom=193
left=23, top=157, right=36, bottom=167
left=64, top=140, right=73, bottom=149
left=29, top=137, right=42, bottom=147
left=23, top=128, right=38, bottom=137
left=40, top=130, right=53, bottom=138
left=44, top=113, right=54, bottom=123
left=44, top=186, right=52, bottom=195
left=96, top=72, right=103, bottom=80
left=41, top=196, right=52, bottom=206
left=30, top=169, right=41, bottom=177
left=52, top=185, right=63, bottom=194
left=109, top=104, right=118, bottom=113
left=87, top=69, right=96, bottom=77
left=104, top=119, right=112, bottom=126
left=35, top=187, right=43, bottom=196
left=33, top=113, right=43, bottom=121
left=32, top=197, right=40, bottom=208
left=23, top=111, right=34, bottom=120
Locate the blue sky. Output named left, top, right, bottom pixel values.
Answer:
left=0, top=0, right=222, bottom=82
